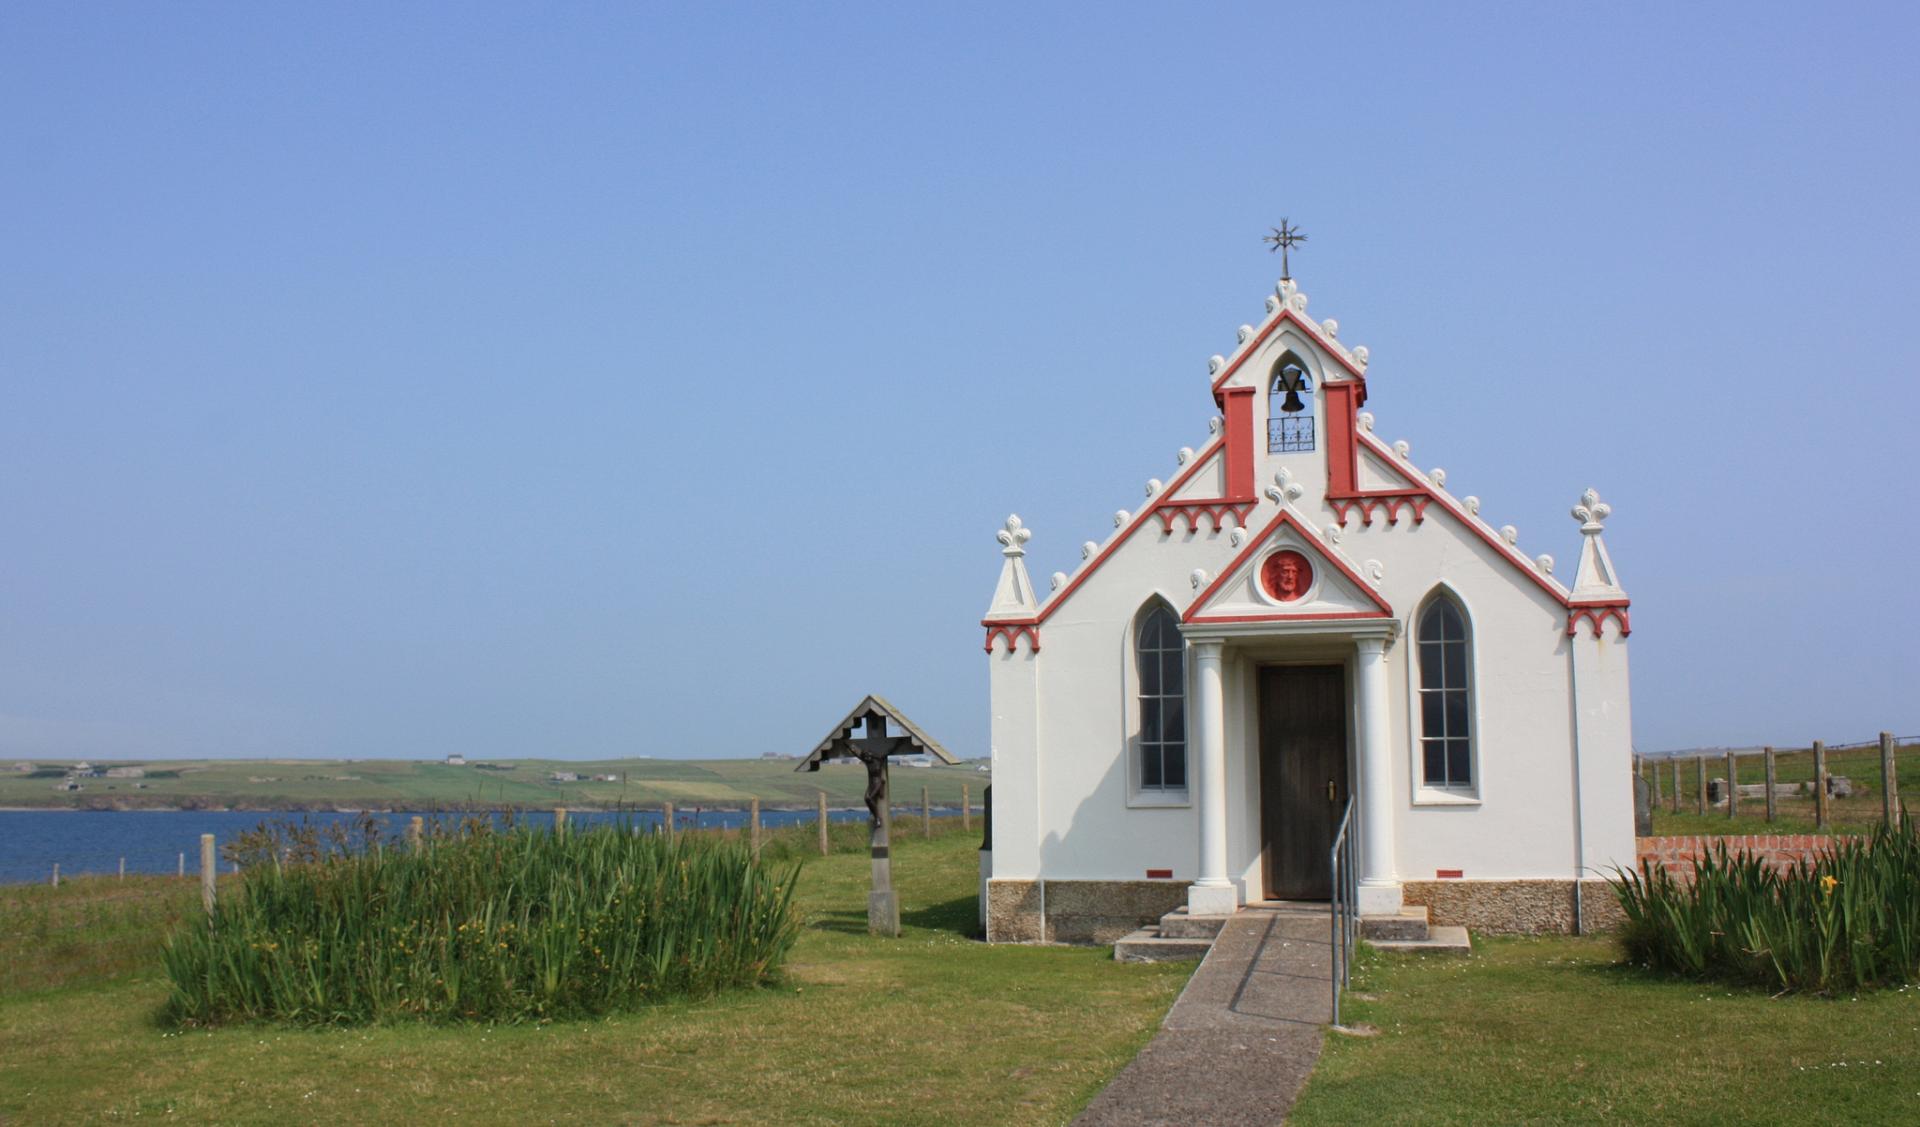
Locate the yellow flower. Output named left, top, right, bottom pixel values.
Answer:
left=1821, top=874, right=1839, bottom=895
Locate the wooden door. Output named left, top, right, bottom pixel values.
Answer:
left=1259, top=664, right=1349, bottom=900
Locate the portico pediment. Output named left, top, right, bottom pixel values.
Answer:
left=1184, top=508, right=1392, bottom=626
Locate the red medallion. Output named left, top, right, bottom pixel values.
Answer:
left=1261, top=550, right=1313, bottom=602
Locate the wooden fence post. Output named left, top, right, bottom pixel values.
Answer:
left=553, top=807, right=568, bottom=837
left=1650, top=761, right=1662, bottom=811
left=200, top=833, right=217, bottom=917
left=178, top=852, right=185, bottom=879
left=408, top=815, right=425, bottom=851
left=119, top=857, right=125, bottom=881
left=51, top=863, right=59, bottom=888
left=922, top=785, right=931, bottom=839
left=662, top=802, right=673, bottom=843
left=1882, top=732, right=1900, bottom=828
left=1695, top=756, right=1707, bottom=815
left=817, top=790, right=829, bottom=856
left=1671, top=759, right=1683, bottom=813
left=1725, top=750, right=1738, bottom=820
left=1813, top=741, right=1829, bottom=830
left=962, top=783, right=971, bottom=832
left=1764, top=747, right=1777, bottom=824
left=749, top=798, right=761, bottom=858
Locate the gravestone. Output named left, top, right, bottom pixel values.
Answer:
left=1633, top=775, right=1653, bottom=837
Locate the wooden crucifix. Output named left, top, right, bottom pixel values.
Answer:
left=797, top=695, right=957, bottom=936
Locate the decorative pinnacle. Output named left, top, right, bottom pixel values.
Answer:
left=1264, top=219, right=1307, bottom=282
left=1572, top=488, right=1612, bottom=535
left=996, top=515, right=1032, bottom=557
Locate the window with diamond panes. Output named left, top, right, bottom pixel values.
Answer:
left=1417, top=597, right=1473, bottom=789
left=1137, top=605, right=1187, bottom=790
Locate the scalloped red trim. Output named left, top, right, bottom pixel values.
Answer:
left=983, top=623, right=1041, bottom=654
left=1567, top=604, right=1631, bottom=638
left=1155, top=499, right=1259, bottom=533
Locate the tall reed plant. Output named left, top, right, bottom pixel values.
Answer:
left=162, top=821, right=801, bottom=1026
left=1612, top=819, right=1920, bottom=993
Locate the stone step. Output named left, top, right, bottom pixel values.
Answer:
left=1113, top=928, right=1213, bottom=963
left=1367, top=924, right=1471, bottom=957
left=1358, top=907, right=1431, bottom=942
left=1157, top=907, right=1235, bottom=939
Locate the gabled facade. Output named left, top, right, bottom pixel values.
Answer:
left=981, top=277, right=1633, bottom=942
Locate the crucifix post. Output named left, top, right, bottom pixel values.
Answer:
left=862, top=714, right=901, bottom=936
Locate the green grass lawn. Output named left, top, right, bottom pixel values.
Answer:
left=0, top=756, right=989, bottom=812
left=1292, top=937, right=1920, bottom=1126
left=0, top=821, right=1187, bottom=1125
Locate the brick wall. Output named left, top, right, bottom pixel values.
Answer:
left=1635, top=835, right=1855, bottom=879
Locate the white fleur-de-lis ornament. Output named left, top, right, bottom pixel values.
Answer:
left=996, top=515, right=1032, bottom=557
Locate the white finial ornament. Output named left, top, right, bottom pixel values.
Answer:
left=1320, top=318, right=1338, bottom=339
left=1177, top=447, right=1194, bottom=466
left=1429, top=468, right=1447, bottom=488
left=1237, top=324, right=1254, bottom=344
left=1569, top=488, right=1627, bottom=602
left=1208, top=355, right=1225, bottom=375
left=1573, top=488, right=1612, bottom=534
left=1464, top=496, right=1481, bottom=516
left=1266, top=468, right=1305, bottom=507
left=1393, top=439, right=1411, bottom=460
left=1190, top=568, right=1210, bottom=590
left=1535, top=554, right=1554, bottom=575
left=1229, top=524, right=1248, bottom=547
left=997, top=515, right=1032, bottom=557
left=1358, top=411, right=1375, bottom=432
left=1050, top=571, right=1068, bottom=591
left=1081, top=541, right=1097, bottom=560
left=1208, top=415, right=1223, bottom=435
left=1500, top=525, right=1519, bottom=546
left=1114, top=509, right=1131, bottom=528
left=1145, top=479, right=1163, bottom=498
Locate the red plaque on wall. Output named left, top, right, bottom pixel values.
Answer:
left=1260, top=550, right=1313, bottom=602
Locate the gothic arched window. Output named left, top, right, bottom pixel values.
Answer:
left=1268, top=353, right=1315, bottom=453
left=1417, top=594, right=1473, bottom=789
left=1136, top=604, right=1187, bottom=790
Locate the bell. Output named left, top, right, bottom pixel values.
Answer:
left=1279, top=386, right=1306, bottom=414
left=1276, top=363, right=1309, bottom=414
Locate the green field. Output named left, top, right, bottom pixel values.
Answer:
left=1645, top=740, right=1917, bottom=836
left=1, top=756, right=988, bottom=812
left=0, top=821, right=1186, bottom=1124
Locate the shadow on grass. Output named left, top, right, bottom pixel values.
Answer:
left=807, top=894, right=980, bottom=940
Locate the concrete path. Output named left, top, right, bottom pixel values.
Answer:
left=1076, top=905, right=1334, bottom=1127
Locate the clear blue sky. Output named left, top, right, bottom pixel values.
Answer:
left=2, top=4, right=1915, bottom=761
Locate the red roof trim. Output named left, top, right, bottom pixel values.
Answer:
left=1209, top=307, right=1366, bottom=402
left=1186, top=610, right=1391, bottom=626
left=1183, top=508, right=1395, bottom=622
left=1354, top=431, right=1573, bottom=607
left=981, top=435, right=1228, bottom=629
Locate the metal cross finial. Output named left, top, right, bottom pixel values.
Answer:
left=1264, top=219, right=1308, bottom=281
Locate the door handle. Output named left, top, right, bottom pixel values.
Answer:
left=1327, top=779, right=1336, bottom=803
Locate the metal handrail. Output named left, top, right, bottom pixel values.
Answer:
left=1328, top=796, right=1357, bottom=1028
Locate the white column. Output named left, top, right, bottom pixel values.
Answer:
left=1187, top=639, right=1238, bottom=917
left=1355, top=636, right=1402, bottom=915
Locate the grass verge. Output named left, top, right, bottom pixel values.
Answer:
left=0, top=821, right=1190, bottom=1125
left=1291, top=938, right=1920, bottom=1125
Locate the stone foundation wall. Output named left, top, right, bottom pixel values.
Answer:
left=1635, top=834, right=1855, bottom=879
left=1402, top=878, right=1626, bottom=935
left=984, top=878, right=1191, bottom=944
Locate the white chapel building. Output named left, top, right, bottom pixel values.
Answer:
left=980, top=273, right=1634, bottom=943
